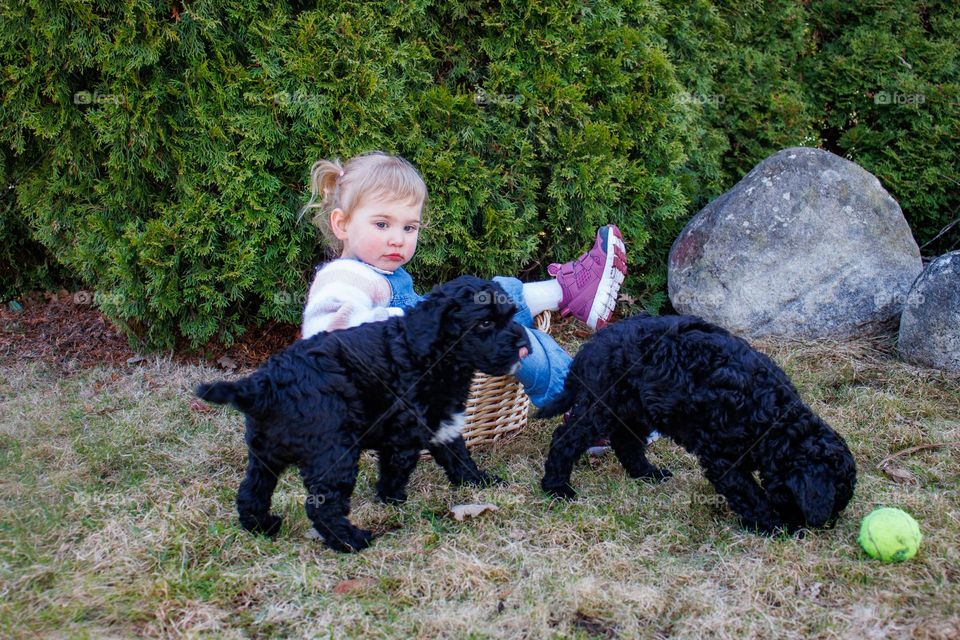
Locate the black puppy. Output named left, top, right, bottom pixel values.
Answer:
left=538, top=314, right=856, bottom=534
left=197, top=276, right=530, bottom=552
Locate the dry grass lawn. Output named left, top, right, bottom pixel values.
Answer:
left=1, top=338, right=958, bottom=639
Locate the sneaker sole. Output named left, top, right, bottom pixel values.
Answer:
left=587, top=228, right=627, bottom=330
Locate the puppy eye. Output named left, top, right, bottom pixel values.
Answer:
left=478, top=320, right=494, bottom=329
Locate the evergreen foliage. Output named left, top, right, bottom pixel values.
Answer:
left=1, top=1, right=956, bottom=348
left=2, top=147, right=76, bottom=298
left=804, top=0, right=960, bottom=248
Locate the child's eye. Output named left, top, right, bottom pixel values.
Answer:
left=375, top=221, right=388, bottom=229
left=404, top=225, right=419, bottom=233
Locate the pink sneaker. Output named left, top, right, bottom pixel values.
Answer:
left=548, top=225, right=627, bottom=330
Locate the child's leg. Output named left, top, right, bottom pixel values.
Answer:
left=492, top=276, right=537, bottom=327
left=514, top=327, right=572, bottom=407
left=521, top=280, right=563, bottom=318
left=493, top=224, right=627, bottom=329
left=497, top=226, right=628, bottom=330
left=495, top=266, right=659, bottom=447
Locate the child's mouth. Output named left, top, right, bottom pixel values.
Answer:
left=384, top=254, right=404, bottom=261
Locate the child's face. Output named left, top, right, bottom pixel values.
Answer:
left=332, top=195, right=422, bottom=272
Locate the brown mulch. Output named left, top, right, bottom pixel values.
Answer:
left=0, top=289, right=591, bottom=374
left=0, top=290, right=299, bottom=372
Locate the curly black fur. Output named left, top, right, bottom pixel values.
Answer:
left=538, top=314, right=856, bottom=534
left=197, top=276, right=530, bottom=552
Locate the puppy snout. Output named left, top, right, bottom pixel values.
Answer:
left=519, top=346, right=530, bottom=360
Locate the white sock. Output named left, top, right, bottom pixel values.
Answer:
left=522, top=280, right=563, bottom=317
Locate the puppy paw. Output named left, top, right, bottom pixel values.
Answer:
left=261, top=514, right=284, bottom=537
left=542, top=481, right=577, bottom=500
left=325, top=526, right=375, bottom=553
left=240, top=514, right=283, bottom=537
left=349, top=527, right=375, bottom=551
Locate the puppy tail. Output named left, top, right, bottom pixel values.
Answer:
left=195, top=378, right=264, bottom=415
left=535, top=384, right=578, bottom=420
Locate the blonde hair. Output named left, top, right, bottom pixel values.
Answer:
left=299, top=151, right=428, bottom=253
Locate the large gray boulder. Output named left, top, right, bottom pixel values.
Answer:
left=898, top=252, right=960, bottom=373
left=668, top=147, right=923, bottom=338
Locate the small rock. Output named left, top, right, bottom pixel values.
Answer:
left=898, top=251, right=960, bottom=372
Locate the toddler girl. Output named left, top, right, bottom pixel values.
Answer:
left=299, top=151, right=627, bottom=408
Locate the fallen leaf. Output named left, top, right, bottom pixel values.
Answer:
left=881, top=464, right=917, bottom=484
left=332, top=577, right=378, bottom=594
left=126, top=355, right=146, bottom=365
left=450, top=503, right=499, bottom=521
left=217, top=355, right=238, bottom=370
left=190, top=398, right=212, bottom=413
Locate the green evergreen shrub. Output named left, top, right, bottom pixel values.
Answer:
left=1, top=1, right=956, bottom=349
left=661, top=0, right=958, bottom=251
left=804, top=0, right=960, bottom=250
left=1, top=0, right=693, bottom=348
left=709, top=1, right=822, bottom=182
left=1, top=149, right=76, bottom=298
left=655, top=0, right=821, bottom=207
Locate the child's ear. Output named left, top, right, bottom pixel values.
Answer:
left=330, top=208, right=349, bottom=240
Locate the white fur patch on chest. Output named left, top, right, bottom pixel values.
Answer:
left=430, top=412, right=466, bottom=445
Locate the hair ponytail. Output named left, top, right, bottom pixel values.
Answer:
left=299, top=160, right=342, bottom=221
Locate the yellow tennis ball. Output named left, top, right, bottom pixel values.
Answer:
left=858, top=507, right=922, bottom=562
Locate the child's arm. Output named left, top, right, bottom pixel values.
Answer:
left=302, top=260, right=402, bottom=338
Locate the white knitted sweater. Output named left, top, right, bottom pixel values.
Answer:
left=301, top=259, right=404, bottom=338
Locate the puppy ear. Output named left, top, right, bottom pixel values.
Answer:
left=487, top=281, right=517, bottom=318
left=406, top=294, right=450, bottom=361
left=785, top=464, right=836, bottom=528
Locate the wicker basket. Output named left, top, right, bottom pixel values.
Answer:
left=459, top=311, right=551, bottom=449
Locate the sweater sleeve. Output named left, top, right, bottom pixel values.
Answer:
left=301, top=260, right=400, bottom=338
